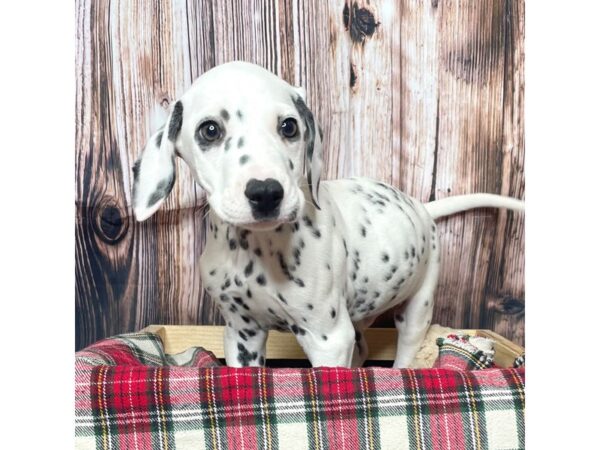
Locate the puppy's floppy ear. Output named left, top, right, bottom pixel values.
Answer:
left=132, top=101, right=184, bottom=221
left=292, top=89, right=323, bottom=209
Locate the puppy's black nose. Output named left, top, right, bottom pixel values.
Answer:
left=244, top=178, right=284, bottom=218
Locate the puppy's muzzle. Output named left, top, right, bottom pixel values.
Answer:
left=244, top=178, right=284, bottom=219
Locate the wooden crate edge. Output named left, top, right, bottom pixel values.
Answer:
left=142, top=325, right=524, bottom=368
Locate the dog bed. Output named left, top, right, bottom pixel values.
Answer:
left=75, top=329, right=524, bottom=449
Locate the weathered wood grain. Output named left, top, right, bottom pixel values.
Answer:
left=76, top=0, right=525, bottom=350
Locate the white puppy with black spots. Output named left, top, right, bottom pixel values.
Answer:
left=133, top=61, right=524, bottom=368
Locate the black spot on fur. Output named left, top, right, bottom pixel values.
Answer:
left=350, top=64, right=357, bottom=88
left=147, top=176, right=175, bottom=208
left=244, top=260, right=254, bottom=277
left=239, top=230, right=250, bottom=250
left=253, top=248, right=262, bottom=257
left=234, top=276, right=242, bottom=287
left=224, top=137, right=232, bottom=151
left=411, top=246, right=416, bottom=258
left=382, top=253, right=389, bottom=263
left=289, top=159, right=294, bottom=171
left=238, top=136, right=245, bottom=148
left=322, top=335, right=328, bottom=341
left=219, top=294, right=229, bottom=302
left=220, top=109, right=230, bottom=121
left=331, top=308, right=336, bottom=319
left=221, top=278, right=231, bottom=290
left=239, top=154, right=250, bottom=165
left=277, top=251, right=305, bottom=287
left=246, top=288, right=252, bottom=298
left=256, top=274, right=266, bottom=285
left=292, top=95, right=320, bottom=207
left=168, top=101, right=183, bottom=142
left=307, top=303, right=314, bottom=310
left=241, top=315, right=251, bottom=323
left=239, top=331, right=247, bottom=341
left=209, top=269, right=216, bottom=276
left=236, top=342, right=257, bottom=367
left=293, top=247, right=302, bottom=265
left=236, top=110, right=243, bottom=120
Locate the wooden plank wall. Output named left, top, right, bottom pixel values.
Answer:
left=75, top=0, right=525, bottom=350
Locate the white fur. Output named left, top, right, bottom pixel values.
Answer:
left=132, top=61, right=524, bottom=368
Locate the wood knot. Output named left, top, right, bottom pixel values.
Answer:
left=93, top=198, right=128, bottom=245
left=343, top=2, right=379, bottom=44
left=493, top=296, right=525, bottom=316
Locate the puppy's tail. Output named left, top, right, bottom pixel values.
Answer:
left=424, top=194, right=524, bottom=220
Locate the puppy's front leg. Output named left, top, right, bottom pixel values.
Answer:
left=223, top=323, right=268, bottom=367
left=297, top=307, right=355, bottom=368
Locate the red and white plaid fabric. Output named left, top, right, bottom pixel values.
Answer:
left=75, top=332, right=525, bottom=449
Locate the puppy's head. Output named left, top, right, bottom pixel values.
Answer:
left=132, top=61, right=323, bottom=230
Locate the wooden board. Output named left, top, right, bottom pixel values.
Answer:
left=76, top=0, right=525, bottom=350
left=142, top=325, right=523, bottom=369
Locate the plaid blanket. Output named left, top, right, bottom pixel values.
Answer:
left=75, top=332, right=525, bottom=450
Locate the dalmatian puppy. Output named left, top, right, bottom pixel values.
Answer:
left=132, top=61, right=524, bottom=368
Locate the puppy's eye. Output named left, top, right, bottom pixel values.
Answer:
left=197, top=120, right=222, bottom=142
left=279, top=118, right=298, bottom=139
